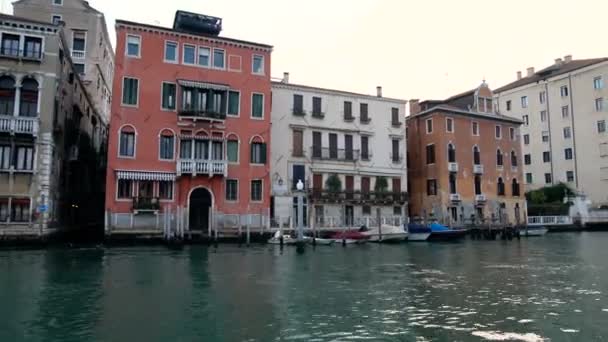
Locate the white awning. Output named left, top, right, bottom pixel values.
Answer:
left=116, top=170, right=176, bottom=181
left=177, top=80, right=230, bottom=91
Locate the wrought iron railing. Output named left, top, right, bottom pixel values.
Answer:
left=309, top=189, right=408, bottom=204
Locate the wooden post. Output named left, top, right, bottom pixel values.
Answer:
left=246, top=215, right=251, bottom=246
left=377, top=208, right=382, bottom=242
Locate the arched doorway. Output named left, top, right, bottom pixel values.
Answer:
left=189, top=188, right=212, bottom=232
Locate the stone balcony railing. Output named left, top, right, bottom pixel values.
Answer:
left=0, top=115, right=39, bottom=136
left=177, top=159, right=227, bottom=177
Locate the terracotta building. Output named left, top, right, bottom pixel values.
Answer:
left=104, top=11, right=272, bottom=235
left=407, top=83, right=526, bottom=226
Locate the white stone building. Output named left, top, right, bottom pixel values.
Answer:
left=271, top=74, right=408, bottom=228
left=494, top=55, right=608, bottom=206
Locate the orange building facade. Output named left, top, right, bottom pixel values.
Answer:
left=407, top=83, right=526, bottom=226
left=105, top=12, right=272, bottom=234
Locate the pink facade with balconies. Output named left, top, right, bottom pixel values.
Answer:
left=105, top=12, right=272, bottom=234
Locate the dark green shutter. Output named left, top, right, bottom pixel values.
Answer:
left=261, top=143, right=267, bottom=164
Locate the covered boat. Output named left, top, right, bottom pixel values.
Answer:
left=359, top=225, right=408, bottom=242
left=405, top=223, right=432, bottom=241
left=329, top=231, right=369, bottom=244
left=428, top=223, right=467, bottom=241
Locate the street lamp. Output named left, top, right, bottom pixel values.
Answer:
left=295, top=180, right=305, bottom=242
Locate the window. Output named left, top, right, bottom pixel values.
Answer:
left=159, top=181, right=174, bottom=200
left=524, top=134, right=530, bottom=145
left=344, top=101, right=353, bottom=120
left=362, top=206, right=371, bottom=215
left=595, top=98, right=604, bottom=112
left=183, top=44, right=195, bottom=64
left=164, top=41, right=177, bottom=62
left=122, top=77, right=138, bottom=106
left=227, top=138, right=239, bottom=163
left=159, top=133, right=174, bottom=160
left=228, top=91, right=240, bottom=116
left=392, top=139, right=400, bottom=163
left=526, top=173, right=533, bottom=184
left=292, top=165, right=305, bottom=190
left=598, top=120, right=607, bottom=133
left=426, top=144, right=435, bottom=164
left=72, top=31, right=86, bottom=52
left=52, top=15, right=61, bottom=25
left=1, top=34, right=19, bottom=57
left=495, top=125, right=502, bottom=139
left=427, top=179, right=437, bottom=196
left=540, top=110, right=547, bottom=122
left=73, top=63, right=85, bottom=75
left=543, top=151, right=551, bottom=163
left=521, top=96, right=528, bottom=108
left=542, top=131, right=549, bottom=143
left=360, top=103, right=369, bottom=122
left=446, top=117, right=454, bottom=133
left=119, top=130, right=135, bottom=157
left=512, top=179, right=520, bottom=197
left=252, top=55, right=264, bottom=74
left=293, top=94, right=304, bottom=115
left=473, top=146, right=481, bottom=165
left=126, top=35, right=140, bottom=57
left=161, top=82, right=176, bottom=110
left=13, top=146, right=33, bottom=170
left=426, top=118, right=433, bottom=134
left=511, top=151, right=518, bottom=167
left=117, top=179, right=132, bottom=199
left=312, top=97, right=322, bottom=116
left=545, top=173, right=552, bottom=184
left=524, top=154, right=531, bottom=165
left=497, top=178, right=505, bottom=196
left=563, top=127, right=572, bottom=139
left=510, top=127, right=516, bottom=140
left=251, top=93, right=264, bottom=118
left=393, top=207, right=402, bottom=216
left=522, top=115, right=529, bottom=126
left=566, top=171, right=575, bottom=183
left=361, top=136, right=370, bottom=160
left=496, top=149, right=503, bottom=167
left=539, top=91, right=546, bottom=104
left=560, top=85, right=569, bottom=97
left=565, top=148, right=573, bottom=160
left=251, top=180, right=262, bottom=202
left=0, top=145, right=9, bottom=169
left=23, top=35, right=42, bottom=58
left=213, top=48, right=225, bottom=69
left=560, top=106, right=569, bottom=118
left=19, top=78, right=38, bottom=117
left=472, top=121, right=479, bottom=136
left=198, top=47, right=210, bottom=67
left=226, top=179, right=238, bottom=201
left=250, top=142, right=267, bottom=164
left=447, top=144, right=456, bottom=163
left=506, top=100, right=512, bottom=111
left=449, top=173, right=457, bottom=194
left=594, top=76, right=604, bottom=90
left=292, top=130, right=303, bottom=157
left=474, top=175, right=482, bottom=195
left=392, top=107, right=401, bottom=126
left=0, top=76, right=15, bottom=115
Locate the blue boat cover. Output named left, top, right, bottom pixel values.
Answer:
left=407, top=223, right=432, bottom=234
left=430, top=223, right=451, bottom=232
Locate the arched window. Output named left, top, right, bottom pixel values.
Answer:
left=0, top=76, right=15, bottom=115
left=496, top=149, right=503, bottom=166
left=497, top=177, right=505, bottom=196
left=159, top=129, right=175, bottom=160
left=512, top=179, right=520, bottom=197
left=119, top=125, right=136, bottom=157
left=474, top=175, right=482, bottom=195
left=473, top=146, right=481, bottom=165
left=448, top=143, right=456, bottom=163
left=511, top=151, right=518, bottom=167
left=20, top=78, right=38, bottom=117
left=226, top=133, right=239, bottom=163
left=250, top=135, right=266, bottom=164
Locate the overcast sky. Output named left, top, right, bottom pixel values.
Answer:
left=7, top=0, right=608, bottom=100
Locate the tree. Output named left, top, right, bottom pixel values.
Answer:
left=374, top=176, right=389, bottom=193
left=325, top=174, right=342, bottom=193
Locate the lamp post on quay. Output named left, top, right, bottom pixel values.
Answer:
left=295, top=179, right=306, bottom=251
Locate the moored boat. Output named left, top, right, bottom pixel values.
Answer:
left=329, top=231, right=369, bottom=244
left=428, top=223, right=467, bottom=241
left=405, top=223, right=432, bottom=241
left=522, top=226, right=548, bottom=236
left=359, top=225, right=408, bottom=242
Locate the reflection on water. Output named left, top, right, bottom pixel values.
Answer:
left=1, top=233, right=608, bottom=341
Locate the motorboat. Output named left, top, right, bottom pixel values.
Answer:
left=309, top=237, right=336, bottom=246
left=405, top=223, right=432, bottom=241
left=359, top=225, right=408, bottom=242
left=521, top=226, right=548, bottom=236
left=329, top=231, right=369, bottom=244
left=427, top=223, right=467, bottom=241
left=268, top=231, right=309, bottom=245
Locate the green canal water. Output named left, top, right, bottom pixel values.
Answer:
left=1, top=233, right=608, bottom=341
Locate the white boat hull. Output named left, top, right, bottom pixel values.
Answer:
left=332, top=239, right=366, bottom=245
left=362, top=225, right=408, bottom=242
left=523, top=228, right=548, bottom=236
left=408, top=233, right=431, bottom=241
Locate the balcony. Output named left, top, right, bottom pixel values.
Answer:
left=344, top=115, right=355, bottom=122
left=360, top=116, right=371, bottom=124
left=292, top=108, right=306, bottom=116
left=391, top=121, right=403, bottom=128
left=448, top=162, right=459, bottom=172
left=310, top=189, right=409, bottom=205
left=177, top=159, right=227, bottom=177
left=391, top=154, right=403, bottom=164
left=178, top=106, right=227, bottom=121
left=360, top=151, right=373, bottom=162
left=0, top=115, right=39, bottom=136
left=132, top=197, right=160, bottom=212
left=473, top=164, right=484, bottom=174
left=0, top=47, right=43, bottom=62
left=449, top=193, right=461, bottom=202
left=311, top=147, right=360, bottom=162
left=71, top=50, right=85, bottom=59
left=311, top=112, right=325, bottom=119
left=475, top=194, right=487, bottom=203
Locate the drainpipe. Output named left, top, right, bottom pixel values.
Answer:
left=545, top=82, right=555, bottom=184
left=568, top=75, right=579, bottom=189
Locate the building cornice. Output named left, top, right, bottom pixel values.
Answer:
left=407, top=105, right=523, bottom=125
left=272, top=82, right=407, bottom=104
left=289, top=123, right=376, bottom=135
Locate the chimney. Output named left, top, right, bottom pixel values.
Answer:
left=376, top=86, right=383, bottom=97
left=517, top=71, right=522, bottom=80
left=409, top=99, right=421, bottom=115
left=526, top=67, right=535, bottom=77
left=564, top=55, right=573, bottom=63
left=555, top=58, right=563, bottom=66
left=282, top=72, right=290, bottom=84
